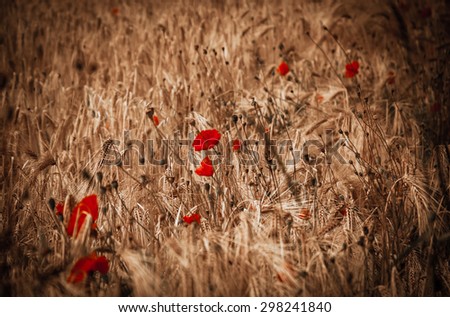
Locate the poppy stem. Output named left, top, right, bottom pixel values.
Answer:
left=305, top=31, right=346, bottom=87
left=322, top=25, right=351, bottom=62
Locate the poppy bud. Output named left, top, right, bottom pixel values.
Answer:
left=363, top=226, right=369, bottom=235
left=357, top=236, right=365, bottom=247
left=146, top=107, right=154, bottom=118
left=48, top=198, right=56, bottom=210
left=82, top=169, right=92, bottom=180
left=96, top=172, right=103, bottom=183
left=74, top=59, right=84, bottom=71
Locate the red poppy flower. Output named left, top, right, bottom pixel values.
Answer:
left=276, top=61, right=289, bottom=76
left=232, top=139, right=242, bottom=152
left=192, top=129, right=221, bottom=151
left=299, top=208, right=311, bottom=220
left=67, top=253, right=109, bottom=284
left=344, top=61, right=359, bottom=78
left=195, top=156, right=214, bottom=177
left=338, top=206, right=347, bottom=216
left=153, top=115, right=159, bottom=126
left=111, top=7, right=120, bottom=16
left=67, top=194, right=99, bottom=237
left=183, top=213, right=201, bottom=225
left=56, top=202, right=64, bottom=217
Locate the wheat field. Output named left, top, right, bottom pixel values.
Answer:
left=0, top=0, right=449, bottom=296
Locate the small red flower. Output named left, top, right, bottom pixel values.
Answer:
left=153, top=115, right=160, bottom=126
left=56, top=202, right=64, bottom=217
left=316, top=94, right=324, bottom=104
left=111, top=7, right=120, bottom=16
left=183, top=213, right=201, bottom=225
left=192, top=129, right=221, bottom=151
left=276, top=61, right=289, bottom=76
left=232, top=139, right=242, bottom=152
left=195, top=156, right=214, bottom=177
left=299, top=208, right=311, bottom=220
left=67, top=194, right=99, bottom=237
left=344, top=61, right=359, bottom=78
left=67, top=253, right=109, bottom=284
left=338, top=206, right=347, bottom=216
